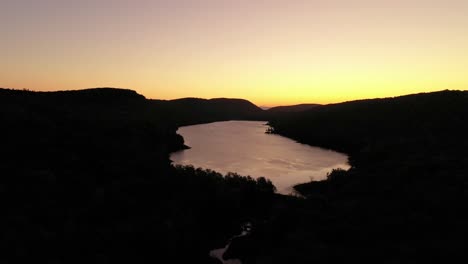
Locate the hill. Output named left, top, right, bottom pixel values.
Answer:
left=266, top=103, right=320, bottom=113
left=151, top=97, right=265, bottom=126
left=0, top=87, right=275, bottom=264
left=268, top=90, right=468, bottom=154
left=236, top=90, right=468, bottom=263
left=3, top=87, right=467, bottom=263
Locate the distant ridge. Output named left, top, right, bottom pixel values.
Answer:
left=151, top=97, right=265, bottom=126
left=268, top=89, right=468, bottom=154
left=266, top=103, right=320, bottom=113
left=0, top=87, right=146, bottom=103
left=0, top=87, right=142, bottom=96
left=0, top=87, right=266, bottom=126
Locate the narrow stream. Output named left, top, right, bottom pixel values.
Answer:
left=209, top=223, right=252, bottom=264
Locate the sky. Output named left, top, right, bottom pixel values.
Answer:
left=1, top=0, right=468, bottom=106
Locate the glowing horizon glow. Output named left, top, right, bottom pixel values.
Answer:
left=1, top=0, right=468, bottom=106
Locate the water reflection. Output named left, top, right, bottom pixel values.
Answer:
left=170, top=121, right=349, bottom=194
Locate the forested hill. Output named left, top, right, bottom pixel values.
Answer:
left=263, top=103, right=321, bottom=119
left=151, top=97, right=265, bottom=125
left=3, top=87, right=467, bottom=263
left=269, top=90, right=468, bottom=155
left=0, top=87, right=276, bottom=264
left=0, top=88, right=265, bottom=125
left=253, top=90, right=468, bottom=263
left=266, top=103, right=320, bottom=113
left=0, top=87, right=185, bottom=156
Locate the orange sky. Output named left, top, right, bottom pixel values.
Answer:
left=1, top=0, right=468, bottom=106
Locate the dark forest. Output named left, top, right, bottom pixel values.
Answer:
left=1, top=88, right=467, bottom=263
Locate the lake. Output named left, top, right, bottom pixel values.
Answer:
left=170, top=121, right=349, bottom=194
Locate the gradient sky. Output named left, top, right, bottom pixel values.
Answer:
left=1, top=0, right=468, bottom=106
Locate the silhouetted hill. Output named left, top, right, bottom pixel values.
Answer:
left=3, top=87, right=467, bottom=263
left=263, top=103, right=320, bottom=120
left=269, top=90, right=468, bottom=154
left=151, top=97, right=265, bottom=126
left=266, top=103, right=320, bottom=113
left=0, top=87, right=275, bottom=264
left=0, top=87, right=146, bottom=107
left=238, top=90, right=468, bottom=263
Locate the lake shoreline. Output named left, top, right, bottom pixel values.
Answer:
left=171, top=121, right=349, bottom=195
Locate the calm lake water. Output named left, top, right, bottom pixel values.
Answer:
left=170, top=121, right=349, bottom=194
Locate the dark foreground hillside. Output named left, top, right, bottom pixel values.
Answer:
left=2, top=88, right=467, bottom=263
left=0, top=88, right=275, bottom=263
left=250, top=90, right=468, bottom=263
